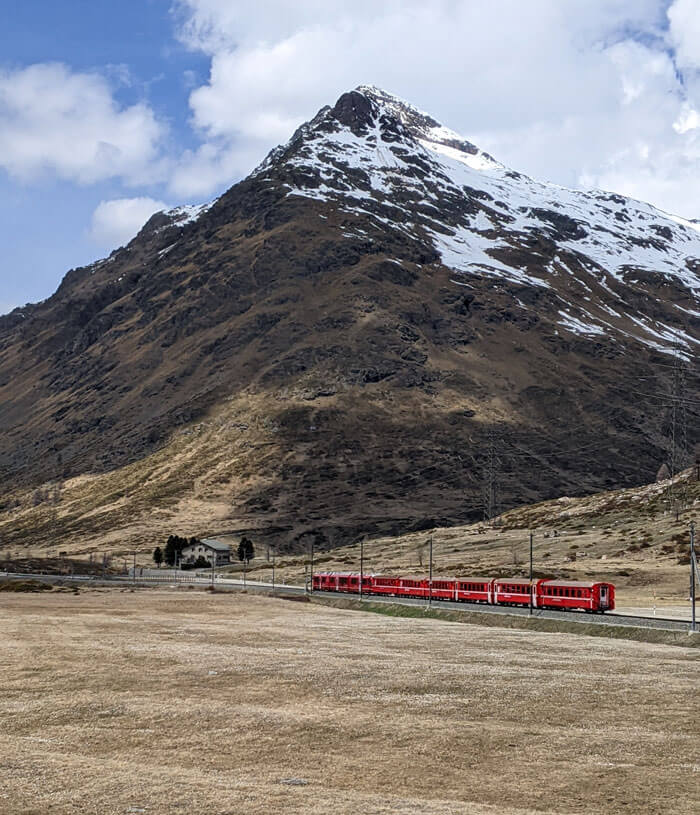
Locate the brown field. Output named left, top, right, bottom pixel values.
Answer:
left=1, top=589, right=698, bottom=814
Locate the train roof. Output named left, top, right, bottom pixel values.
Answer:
left=540, top=579, right=609, bottom=588
left=493, top=577, right=533, bottom=583
left=455, top=577, right=492, bottom=583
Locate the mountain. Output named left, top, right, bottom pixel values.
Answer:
left=0, top=85, right=698, bottom=554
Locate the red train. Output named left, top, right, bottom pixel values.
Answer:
left=312, top=572, right=615, bottom=613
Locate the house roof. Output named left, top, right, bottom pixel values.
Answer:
left=188, top=538, right=231, bottom=552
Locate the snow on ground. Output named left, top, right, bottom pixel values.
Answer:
left=558, top=311, right=607, bottom=336
left=166, top=201, right=215, bottom=226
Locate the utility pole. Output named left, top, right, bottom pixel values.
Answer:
left=211, top=554, right=215, bottom=588
left=132, top=551, right=136, bottom=586
left=359, top=537, right=364, bottom=599
left=529, top=530, right=534, bottom=616
left=482, top=428, right=501, bottom=522
left=271, top=549, right=275, bottom=594
left=428, top=533, right=433, bottom=608
left=310, top=537, right=315, bottom=594
left=669, top=345, right=689, bottom=520
left=691, top=520, right=697, bottom=633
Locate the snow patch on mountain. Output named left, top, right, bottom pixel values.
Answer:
left=166, top=201, right=215, bottom=227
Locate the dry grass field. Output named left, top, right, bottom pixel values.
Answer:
left=1, top=589, right=698, bottom=814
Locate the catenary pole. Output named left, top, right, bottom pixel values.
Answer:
left=428, top=534, right=433, bottom=608
left=310, top=537, right=314, bottom=594
left=691, top=520, right=696, bottom=633
left=529, top=530, right=534, bottom=615
left=359, top=537, right=364, bottom=599
left=271, top=549, right=275, bottom=594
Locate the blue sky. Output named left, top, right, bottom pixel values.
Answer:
left=2, top=0, right=699, bottom=313
left=0, top=0, right=210, bottom=311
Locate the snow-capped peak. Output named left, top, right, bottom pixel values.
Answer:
left=250, top=85, right=699, bottom=356
left=353, top=85, right=502, bottom=172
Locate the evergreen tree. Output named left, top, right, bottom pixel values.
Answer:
left=164, top=536, right=177, bottom=566
left=163, top=535, right=189, bottom=566
left=237, top=536, right=254, bottom=564
left=153, top=546, right=163, bottom=568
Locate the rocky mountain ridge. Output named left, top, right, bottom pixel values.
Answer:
left=0, top=85, right=698, bottom=552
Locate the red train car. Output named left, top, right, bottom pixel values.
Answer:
left=370, top=575, right=456, bottom=600
left=455, top=578, right=493, bottom=604
left=369, top=575, right=404, bottom=597
left=493, top=578, right=532, bottom=607
left=537, top=580, right=614, bottom=613
left=313, top=572, right=365, bottom=593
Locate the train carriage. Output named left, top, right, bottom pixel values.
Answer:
left=395, top=577, right=428, bottom=599
left=369, top=575, right=402, bottom=596
left=312, top=572, right=365, bottom=594
left=493, top=578, right=532, bottom=607
left=426, top=578, right=457, bottom=601
left=537, top=580, right=614, bottom=613
left=455, top=578, right=493, bottom=604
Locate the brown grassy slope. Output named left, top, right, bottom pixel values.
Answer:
left=2, top=591, right=698, bottom=814
left=0, top=431, right=697, bottom=606
left=224, top=470, right=700, bottom=606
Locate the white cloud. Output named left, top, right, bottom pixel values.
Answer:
left=89, top=197, right=169, bottom=248
left=168, top=0, right=700, bottom=219
left=0, top=62, right=167, bottom=185
left=668, top=0, right=700, bottom=72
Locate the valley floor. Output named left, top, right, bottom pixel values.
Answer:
left=1, top=590, right=698, bottom=815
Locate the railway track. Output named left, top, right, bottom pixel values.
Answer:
left=2, top=570, right=696, bottom=633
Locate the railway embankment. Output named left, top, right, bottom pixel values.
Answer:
left=312, top=595, right=700, bottom=649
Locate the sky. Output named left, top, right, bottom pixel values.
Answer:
left=2, top=0, right=700, bottom=313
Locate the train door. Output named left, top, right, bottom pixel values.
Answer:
left=599, top=585, right=609, bottom=610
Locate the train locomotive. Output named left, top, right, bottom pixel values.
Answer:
left=312, top=572, right=615, bottom=613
